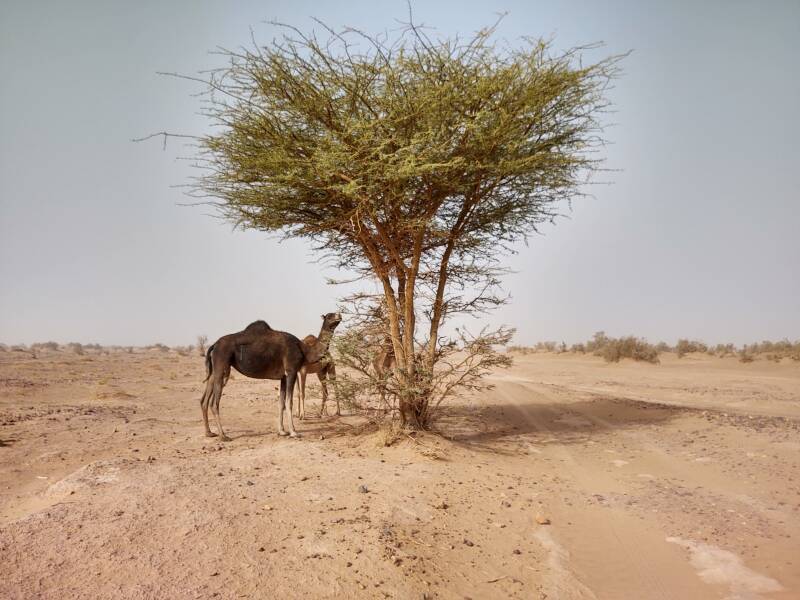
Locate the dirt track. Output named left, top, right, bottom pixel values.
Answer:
left=1, top=350, right=799, bottom=599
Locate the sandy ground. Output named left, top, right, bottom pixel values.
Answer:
left=1, top=349, right=799, bottom=599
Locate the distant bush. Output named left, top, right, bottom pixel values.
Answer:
left=710, top=343, right=736, bottom=358
left=598, top=336, right=660, bottom=364
left=67, top=343, right=84, bottom=355
left=676, top=339, right=708, bottom=358
left=197, top=335, right=208, bottom=356
left=512, top=335, right=800, bottom=364
left=535, top=341, right=558, bottom=352
left=585, top=331, right=611, bottom=354
left=507, top=345, right=535, bottom=355
left=32, top=341, right=60, bottom=352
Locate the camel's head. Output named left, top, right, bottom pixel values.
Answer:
left=322, top=312, right=343, bottom=331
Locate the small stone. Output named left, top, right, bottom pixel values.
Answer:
left=463, top=539, right=474, bottom=547
left=358, top=485, right=369, bottom=494
left=258, top=547, right=265, bottom=552
left=263, top=505, right=273, bottom=511
left=535, top=514, right=551, bottom=525
left=513, top=549, right=521, bottom=555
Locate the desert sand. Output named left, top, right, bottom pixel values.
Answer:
left=1, top=349, right=798, bottom=599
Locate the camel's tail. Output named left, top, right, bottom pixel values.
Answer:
left=203, top=343, right=215, bottom=382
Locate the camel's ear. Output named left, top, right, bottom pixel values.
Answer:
left=321, top=314, right=325, bottom=319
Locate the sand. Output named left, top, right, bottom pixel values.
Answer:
left=1, top=349, right=798, bottom=599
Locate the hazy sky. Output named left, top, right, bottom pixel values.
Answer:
left=1, top=0, right=798, bottom=346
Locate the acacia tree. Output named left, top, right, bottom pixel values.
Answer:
left=187, top=17, right=620, bottom=428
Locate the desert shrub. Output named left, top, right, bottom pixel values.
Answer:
left=712, top=343, right=736, bottom=357
left=11, top=344, right=28, bottom=352
left=146, top=343, right=170, bottom=353
left=0, top=344, right=7, bottom=352
left=175, top=345, right=194, bottom=356
left=507, top=345, right=535, bottom=355
left=655, top=341, right=671, bottom=353
left=585, top=331, right=611, bottom=354
left=599, top=336, right=660, bottom=364
left=535, top=341, right=558, bottom=352
left=32, top=341, right=60, bottom=352
left=67, top=343, right=84, bottom=355
left=570, top=343, right=586, bottom=353
left=84, top=343, right=103, bottom=352
left=739, top=350, right=754, bottom=363
left=676, top=339, right=708, bottom=358
left=197, top=335, right=208, bottom=356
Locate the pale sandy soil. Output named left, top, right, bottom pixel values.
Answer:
left=1, top=349, right=799, bottom=599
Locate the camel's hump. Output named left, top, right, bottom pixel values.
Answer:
left=243, top=320, right=272, bottom=333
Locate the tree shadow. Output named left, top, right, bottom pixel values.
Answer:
left=436, top=396, right=692, bottom=455
left=230, top=412, right=362, bottom=441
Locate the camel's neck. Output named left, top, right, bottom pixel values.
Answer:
left=316, top=325, right=335, bottom=351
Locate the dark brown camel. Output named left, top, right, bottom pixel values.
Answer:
left=201, top=320, right=321, bottom=440
left=296, top=312, right=342, bottom=419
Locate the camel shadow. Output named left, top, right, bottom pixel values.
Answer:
left=437, top=396, right=691, bottom=455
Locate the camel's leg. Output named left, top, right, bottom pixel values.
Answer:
left=329, top=363, right=339, bottom=416
left=277, top=376, right=288, bottom=436
left=285, top=371, right=300, bottom=438
left=318, top=369, right=328, bottom=417
left=298, top=369, right=307, bottom=420
left=200, top=378, right=216, bottom=437
left=210, top=373, right=230, bottom=442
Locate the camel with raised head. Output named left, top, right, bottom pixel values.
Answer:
left=297, top=312, right=342, bottom=419
left=201, top=320, right=321, bottom=440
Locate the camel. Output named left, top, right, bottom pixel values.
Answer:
left=373, top=343, right=396, bottom=379
left=372, top=341, right=396, bottom=406
left=201, top=320, right=321, bottom=440
left=297, top=312, right=342, bottom=419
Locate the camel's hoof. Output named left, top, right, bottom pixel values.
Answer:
left=278, top=431, right=289, bottom=437
left=289, top=431, right=301, bottom=439
left=205, top=431, right=218, bottom=438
